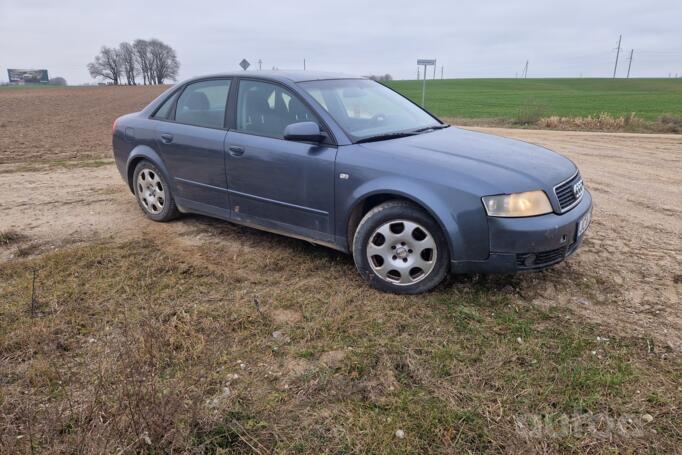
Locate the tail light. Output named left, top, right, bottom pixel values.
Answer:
left=112, top=118, right=118, bottom=135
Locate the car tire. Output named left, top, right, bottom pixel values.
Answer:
left=352, top=200, right=450, bottom=294
left=132, top=160, right=179, bottom=222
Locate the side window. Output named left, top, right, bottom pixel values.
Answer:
left=236, top=80, right=316, bottom=138
left=174, top=79, right=231, bottom=129
left=152, top=92, right=177, bottom=120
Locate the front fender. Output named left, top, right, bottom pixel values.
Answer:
left=125, top=145, right=172, bottom=194
left=340, top=176, right=489, bottom=262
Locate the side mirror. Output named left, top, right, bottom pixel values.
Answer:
left=284, top=121, right=325, bottom=142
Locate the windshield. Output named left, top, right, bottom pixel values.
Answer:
left=298, top=79, right=443, bottom=142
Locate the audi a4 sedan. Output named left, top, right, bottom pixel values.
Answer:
left=112, top=71, right=592, bottom=293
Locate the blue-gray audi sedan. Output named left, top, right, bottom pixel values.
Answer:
left=112, top=71, right=592, bottom=293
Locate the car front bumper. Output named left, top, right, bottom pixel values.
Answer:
left=451, top=190, right=592, bottom=274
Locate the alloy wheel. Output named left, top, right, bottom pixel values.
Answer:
left=137, top=168, right=165, bottom=214
left=366, top=219, right=437, bottom=286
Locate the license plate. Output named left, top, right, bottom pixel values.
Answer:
left=577, top=211, right=591, bottom=238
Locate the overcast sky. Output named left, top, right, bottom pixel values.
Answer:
left=1, top=0, right=681, bottom=84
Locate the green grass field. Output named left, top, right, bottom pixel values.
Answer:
left=0, top=84, right=57, bottom=90
left=386, top=78, right=682, bottom=121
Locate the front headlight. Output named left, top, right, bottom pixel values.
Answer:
left=482, top=190, right=553, bottom=217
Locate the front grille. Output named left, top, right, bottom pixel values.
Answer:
left=517, top=245, right=567, bottom=268
left=554, top=172, right=583, bottom=212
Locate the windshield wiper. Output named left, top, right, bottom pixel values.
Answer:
left=413, top=124, right=450, bottom=133
left=356, top=131, right=419, bottom=144
left=356, top=124, right=449, bottom=143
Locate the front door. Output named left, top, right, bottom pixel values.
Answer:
left=155, top=78, right=231, bottom=217
left=225, top=79, right=336, bottom=242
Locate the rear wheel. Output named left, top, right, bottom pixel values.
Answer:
left=352, top=200, right=449, bottom=294
left=132, top=161, right=179, bottom=222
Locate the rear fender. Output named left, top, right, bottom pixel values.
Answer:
left=125, top=145, right=172, bottom=194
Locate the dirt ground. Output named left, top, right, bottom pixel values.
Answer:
left=1, top=87, right=681, bottom=349
left=0, top=85, right=166, bottom=164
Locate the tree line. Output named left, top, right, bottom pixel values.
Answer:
left=87, top=39, right=179, bottom=86
left=368, top=74, right=393, bottom=81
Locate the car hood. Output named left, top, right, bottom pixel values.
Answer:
left=358, top=126, right=577, bottom=194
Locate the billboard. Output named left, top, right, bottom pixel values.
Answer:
left=7, top=69, right=49, bottom=84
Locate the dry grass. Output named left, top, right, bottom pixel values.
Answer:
left=0, top=230, right=27, bottom=246
left=657, top=114, right=682, bottom=132
left=1, top=237, right=679, bottom=453
left=536, top=112, right=682, bottom=133
left=443, top=113, right=682, bottom=134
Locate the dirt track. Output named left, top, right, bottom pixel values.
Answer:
left=0, top=87, right=680, bottom=350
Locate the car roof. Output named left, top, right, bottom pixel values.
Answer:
left=181, top=70, right=364, bottom=84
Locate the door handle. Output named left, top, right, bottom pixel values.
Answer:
left=160, top=133, right=174, bottom=144
left=229, top=145, right=245, bottom=156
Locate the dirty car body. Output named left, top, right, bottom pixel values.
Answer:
left=112, top=71, right=592, bottom=293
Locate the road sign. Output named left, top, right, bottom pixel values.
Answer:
left=417, top=58, right=436, bottom=106
left=239, top=59, right=250, bottom=71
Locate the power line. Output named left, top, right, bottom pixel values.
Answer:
left=613, top=34, right=622, bottom=78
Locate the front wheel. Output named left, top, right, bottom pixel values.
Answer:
left=352, top=200, right=450, bottom=294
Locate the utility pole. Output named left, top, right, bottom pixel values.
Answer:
left=626, top=49, right=634, bottom=78
left=441, top=66, right=444, bottom=80
left=303, top=58, right=306, bottom=71
left=433, top=60, right=437, bottom=80
left=258, top=59, right=262, bottom=71
left=417, top=68, right=420, bottom=80
left=522, top=60, right=529, bottom=78
left=613, top=34, right=622, bottom=78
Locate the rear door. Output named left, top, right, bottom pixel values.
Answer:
left=225, top=79, right=336, bottom=242
left=154, top=79, right=231, bottom=217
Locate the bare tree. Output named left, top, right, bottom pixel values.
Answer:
left=49, top=77, right=67, bottom=86
left=367, top=74, right=393, bottom=82
left=147, top=39, right=179, bottom=84
left=118, top=42, right=138, bottom=85
left=88, top=39, right=179, bottom=86
left=87, top=46, right=122, bottom=85
left=133, top=39, right=152, bottom=85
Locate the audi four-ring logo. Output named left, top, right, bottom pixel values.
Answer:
left=573, top=180, right=584, bottom=198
